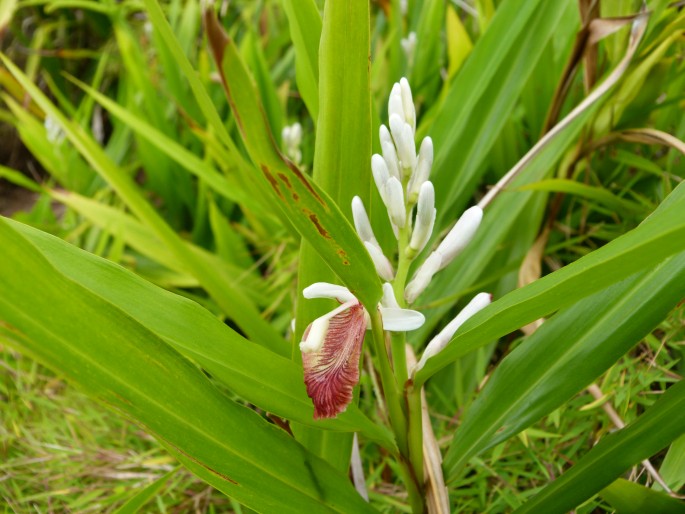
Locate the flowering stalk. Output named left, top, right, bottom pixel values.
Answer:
left=299, top=77, right=491, bottom=512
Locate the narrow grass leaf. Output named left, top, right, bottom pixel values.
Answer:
left=512, top=380, right=685, bottom=514
left=444, top=253, right=685, bottom=477
left=600, top=479, right=685, bottom=514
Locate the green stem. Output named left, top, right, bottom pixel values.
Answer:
left=391, top=331, right=409, bottom=387
left=406, top=382, right=425, bottom=488
left=369, top=310, right=408, bottom=453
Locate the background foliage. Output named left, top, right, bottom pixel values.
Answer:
left=0, top=0, right=684, bottom=512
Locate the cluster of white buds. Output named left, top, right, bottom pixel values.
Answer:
left=355, top=77, right=484, bottom=307
left=351, top=77, right=491, bottom=371
left=282, top=122, right=303, bottom=164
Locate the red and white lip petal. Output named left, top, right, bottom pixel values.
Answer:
left=379, top=307, right=425, bottom=331
left=301, top=302, right=368, bottom=419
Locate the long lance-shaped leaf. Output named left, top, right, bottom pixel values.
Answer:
left=5, top=218, right=394, bottom=449
left=413, top=6, right=649, bottom=341
left=429, top=0, right=564, bottom=222
left=70, top=76, right=266, bottom=213
left=0, top=53, right=287, bottom=356
left=511, top=380, right=685, bottom=514
left=443, top=252, right=685, bottom=478
left=50, top=190, right=268, bottom=305
left=600, top=479, right=685, bottom=514
left=291, top=0, right=373, bottom=471
left=203, top=8, right=381, bottom=309
left=0, top=219, right=378, bottom=514
left=282, top=0, right=321, bottom=121
left=414, top=181, right=685, bottom=386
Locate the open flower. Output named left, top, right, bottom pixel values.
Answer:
left=300, top=283, right=424, bottom=419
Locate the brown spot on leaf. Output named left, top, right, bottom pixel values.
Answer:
left=286, top=161, right=325, bottom=206
left=277, top=173, right=292, bottom=189
left=261, top=165, right=283, bottom=199
left=337, top=249, right=350, bottom=265
left=305, top=210, right=331, bottom=239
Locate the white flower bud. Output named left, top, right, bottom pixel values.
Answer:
left=399, top=77, right=416, bottom=132
left=381, top=282, right=401, bottom=309
left=384, top=176, right=406, bottom=228
left=397, top=123, right=417, bottom=172
left=303, top=283, right=357, bottom=303
left=414, top=293, right=491, bottom=371
left=388, top=83, right=404, bottom=121
left=351, top=196, right=378, bottom=246
left=436, top=206, right=483, bottom=270
left=405, top=251, right=442, bottom=304
left=389, top=114, right=404, bottom=148
left=409, top=182, right=436, bottom=254
left=380, top=124, right=393, bottom=147
left=371, top=154, right=390, bottom=202
left=407, top=137, right=433, bottom=202
left=290, top=122, right=302, bottom=146
left=381, top=141, right=401, bottom=181
left=364, top=242, right=395, bottom=281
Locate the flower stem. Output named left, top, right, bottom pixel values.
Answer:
left=369, top=311, right=425, bottom=512
left=406, top=381, right=425, bottom=488
left=369, top=310, right=407, bottom=452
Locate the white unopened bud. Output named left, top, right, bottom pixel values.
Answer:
left=399, top=77, right=416, bottom=132
left=407, top=137, right=433, bottom=202
left=436, top=206, right=483, bottom=270
left=371, top=154, right=390, bottom=202
left=380, top=124, right=393, bottom=147
left=381, top=282, right=401, bottom=309
left=414, top=293, right=492, bottom=372
left=351, top=196, right=378, bottom=246
left=384, top=177, right=406, bottom=228
left=397, top=123, right=417, bottom=172
left=364, top=242, right=395, bottom=281
left=405, top=251, right=442, bottom=304
left=282, top=122, right=303, bottom=164
left=389, top=114, right=404, bottom=148
left=388, top=83, right=404, bottom=122
left=381, top=141, right=401, bottom=181
left=303, top=283, right=357, bottom=303
left=409, top=182, right=436, bottom=254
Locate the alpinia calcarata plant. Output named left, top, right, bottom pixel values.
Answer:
left=1, top=0, right=684, bottom=512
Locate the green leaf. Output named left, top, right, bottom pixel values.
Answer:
left=415, top=181, right=685, bottom=385
left=518, top=178, right=645, bottom=214
left=282, top=0, right=321, bottom=121
left=657, top=434, right=685, bottom=492
left=0, top=218, right=378, bottom=513
left=430, top=0, right=567, bottom=220
left=70, top=76, right=265, bottom=212
left=292, top=0, right=374, bottom=471
left=0, top=54, right=287, bottom=356
left=204, top=8, right=381, bottom=309
left=114, top=466, right=181, bottom=514
left=6, top=218, right=395, bottom=450
left=512, top=380, right=685, bottom=514
left=600, top=479, right=685, bottom=514
left=443, top=252, right=685, bottom=477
